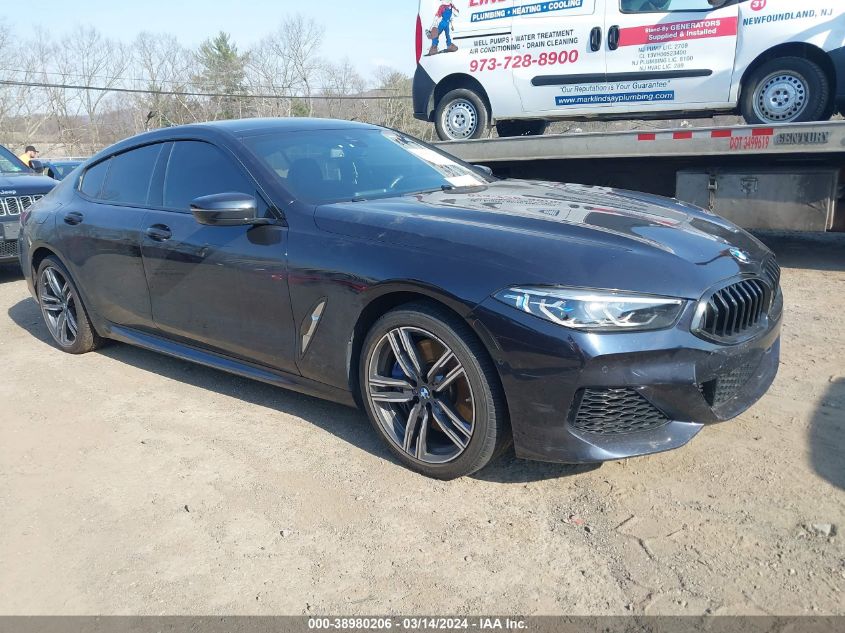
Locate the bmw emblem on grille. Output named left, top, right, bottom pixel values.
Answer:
left=729, top=247, right=751, bottom=263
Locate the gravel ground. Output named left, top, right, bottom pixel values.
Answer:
left=0, top=231, right=843, bottom=616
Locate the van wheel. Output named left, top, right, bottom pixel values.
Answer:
left=496, top=120, right=548, bottom=137
left=435, top=89, right=490, bottom=141
left=741, top=57, right=831, bottom=124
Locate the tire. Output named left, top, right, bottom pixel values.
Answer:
left=359, top=302, right=510, bottom=479
left=496, top=120, right=549, bottom=138
left=741, top=56, right=831, bottom=125
left=435, top=88, right=490, bottom=141
left=36, top=256, right=101, bottom=354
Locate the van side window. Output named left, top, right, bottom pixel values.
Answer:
left=620, top=0, right=723, bottom=13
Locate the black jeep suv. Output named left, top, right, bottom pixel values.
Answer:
left=0, top=144, right=56, bottom=264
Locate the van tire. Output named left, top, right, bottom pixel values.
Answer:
left=741, top=56, right=831, bottom=124
left=435, top=89, right=490, bottom=141
left=496, top=120, right=548, bottom=138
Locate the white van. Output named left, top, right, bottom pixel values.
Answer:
left=412, top=0, right=845, bottom=140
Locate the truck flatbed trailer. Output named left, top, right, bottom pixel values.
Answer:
left=437, top=121, right=845, bottom=232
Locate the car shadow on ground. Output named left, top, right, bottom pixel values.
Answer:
left=809, top=378, right=845, bottom=491
left=752, top=231, right=845, bottom=272
left=7, top=296, right=588, bottom=484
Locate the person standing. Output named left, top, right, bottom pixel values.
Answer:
left=18, top=145, right=38, bottom=168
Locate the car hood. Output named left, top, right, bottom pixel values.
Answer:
left=314, top=180, right=772, bottom=299
left=0, top=172, right=57, bottom=195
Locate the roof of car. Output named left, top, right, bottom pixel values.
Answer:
left=199, top=117, right=378, bottom=134
left=89, top=117, right=381, bottom=163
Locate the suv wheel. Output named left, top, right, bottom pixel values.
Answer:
left=36, top=256, right=101, bottom=354
left=742, top=57, right=831, bottom=124
left=359, top=303, right=509, bottom=479
left=435, top=88, right=490, bottom=141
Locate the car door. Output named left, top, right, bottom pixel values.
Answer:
left=511, top=0, right=609, bottom=115
left=139, top=139, right=298, bottom=373
left=604, top=0, right=739, bottom=111
left=56, top=144, right=164, bottom=329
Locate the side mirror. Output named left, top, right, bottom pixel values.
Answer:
left=190, top=192, right=260, bottom=226
left=474, top=164, right=494, bottom=176
left=708, top=0, right=728, bottom=7
left=29, top=159, right=44, bottom=173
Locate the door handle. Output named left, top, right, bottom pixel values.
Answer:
left=63, top=211, right=83, bottom=226
left=608, top=25, right=620, bottom=51
left=145, top=224, right=172, bottom=242
left=590, top=27, right=602, bottom=52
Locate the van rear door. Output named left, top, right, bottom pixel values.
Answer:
left=511, top=0, right=609, bottom=115
left=603, top=0, right=739, bottom=112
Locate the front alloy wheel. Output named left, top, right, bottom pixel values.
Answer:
left=367, top=326, right=475, bottom=464
left=360, top=303, right=509, bottom=479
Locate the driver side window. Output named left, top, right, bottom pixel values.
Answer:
left=163, top=141, right=254, bottom=212
left=620, top=0, right=725, bottom=13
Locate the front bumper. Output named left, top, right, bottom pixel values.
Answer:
left=0, top=221, right=21, bottom=263
left=471, top=295, right=782, bottom=463
left=413, top=65, right=436, bottom=122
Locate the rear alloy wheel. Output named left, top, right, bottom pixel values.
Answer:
left=360, top=304, right=509, bottom=479
left=496, top=120, right=549, bottom=138
left=435, top=88, right=490, bottom=141
left=742, top=57, right=830, bottom=124
left=36, top=256, right=100, bottom=354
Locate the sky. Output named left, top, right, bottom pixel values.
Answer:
left=2, top=0, right=419, bottom=81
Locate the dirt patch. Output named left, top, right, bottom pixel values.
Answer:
left=0, top=232, right=843, bottom=615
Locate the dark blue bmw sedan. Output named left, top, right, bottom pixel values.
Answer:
left=18, top=118, right=782, bottom=479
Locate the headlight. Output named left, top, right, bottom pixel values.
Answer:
left=493, top=287, right=684, bottom=332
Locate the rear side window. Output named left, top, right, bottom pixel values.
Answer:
left=79, top=160, right=110, bottom=198
left=100, top=144, right=163, bottom=206
left=163, top=141, right=254, bottom=211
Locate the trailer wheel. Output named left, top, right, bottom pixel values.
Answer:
left=495, top=120, right=549, bottom=138
left=741, top=57, right=831, bottom=124
left=435, top=89, right=490, bottom=141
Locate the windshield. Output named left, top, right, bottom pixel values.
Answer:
left=0, top=145, right=26, bottom=174
left=242, top=128, right=492, bottom=204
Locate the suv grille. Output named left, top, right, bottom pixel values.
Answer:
left=0, top=238, right=19, bottom=258
left=697, top=278, right=770, bottom=341
left=699, top=361, right=758, bottom=408
left=0, top=195, right=43, bottom=217
left=571, top=388, right=669, bottom=435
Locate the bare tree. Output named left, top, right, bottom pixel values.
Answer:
left=0, top=18, right=424, bottom=156
left=320, top=58, right=367, bottom=120
left=373, top=67, right=431, bottom=140
left=132, top=32, right=200, bottom=129
left=253, top=15, right=326, bottom=117
left=56, top=26, right=130, bottom=153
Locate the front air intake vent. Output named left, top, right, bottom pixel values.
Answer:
left=571, top=388, right=669, bottom=435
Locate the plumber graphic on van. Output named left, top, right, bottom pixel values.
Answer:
left=426, top=1, right=460, bottom=55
